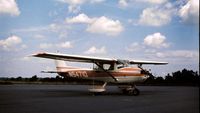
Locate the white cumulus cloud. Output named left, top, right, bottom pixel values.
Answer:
left=66, top=13, right=124, bottom=36
left=86, top=16, right=123, bottom=36
left=118, top=0, right=167, bottom=8
left=84, top=46, right=106, bottom=54
left=58, top=41, right=73, bottom=48
left=66, top=13, right=93, bottom=24
left=0, top=35, right=25, bottom=51
left=156, top=50, right=199, bottom=60
left=57, top=0, right=104, bottom=13
left=39, top=43, right=53, bottom=49
left=118, top=0, right=129, bottom=8
left=138, top=5, right=173, bottom=26
left=178, top=0, right=199, bottom=24
left=144, top=32, right=170, bottom=48
left=125, top=42, right=142, bottom=52
left=49, top=23, right=70, bottom=38
left=138, top=0, right=167, bottom=4
left=39, top=41, right=72, bottom=49
left=57, top=0, right=84, bottom=13
left=0, top=0, right=20, bottom=16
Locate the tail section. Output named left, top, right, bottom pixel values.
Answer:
left=55, top=60, right=66, bottom=67
left=55, top=60, right=67, bottom=72
left=55, top=60, right=79, bottom=72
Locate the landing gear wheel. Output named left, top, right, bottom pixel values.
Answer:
left=127, top=88, right=140, bottom=96
left=132, top=88, right=140, bottom=96
left=119, top=85, right=140, bottom=96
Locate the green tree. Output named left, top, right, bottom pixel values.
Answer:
left=29, top=75, right=38, bottom=81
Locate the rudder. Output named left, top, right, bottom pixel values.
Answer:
left=55, top=60, right=67, bottom=72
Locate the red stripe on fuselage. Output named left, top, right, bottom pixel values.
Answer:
left=57, top=67, right=144, bottom=78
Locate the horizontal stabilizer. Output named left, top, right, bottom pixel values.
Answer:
left=41, top=71, right=56, bottom=73
left=41, top=71, right=64, bottom=73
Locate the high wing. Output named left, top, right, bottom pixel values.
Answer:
left=32, top=52, right=168, bottom=65
left=32, top=52, right=115, bottom=63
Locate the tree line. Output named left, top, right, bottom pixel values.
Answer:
left=0, top=68, right=199, bottom=86
left=143, top=68, right=199, bottom=86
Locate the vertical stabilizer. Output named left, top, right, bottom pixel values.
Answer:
left=55, top=60, right=67, bottom=72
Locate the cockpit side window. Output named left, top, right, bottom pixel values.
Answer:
left=93, top=63, right=114, bottom=71
left=103, top=64, right=110, bottom=70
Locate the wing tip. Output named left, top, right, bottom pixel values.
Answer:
left=30, top=52, right=47, bottom=57
left=155, top=62, right=168, bottom=65
left=130, top=60, right=169, bottom=65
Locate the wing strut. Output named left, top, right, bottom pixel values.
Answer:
left=94, top=62, right=118, bottom=82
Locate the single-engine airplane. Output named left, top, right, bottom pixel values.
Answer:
left=32, top=52, right=168, bottom=96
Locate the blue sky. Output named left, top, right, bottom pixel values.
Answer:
left=0, top=0, right=199, bottom=77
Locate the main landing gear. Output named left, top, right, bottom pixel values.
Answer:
left=88, top=82, right=107, bottom=95
left=88, top=83, right=140, bottom=96
left=119, top=85, right=140, bottom=96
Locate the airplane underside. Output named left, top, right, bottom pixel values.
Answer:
left=59, top=73, right=143, bottom=96
left=88, top=83, right=140, bottom=96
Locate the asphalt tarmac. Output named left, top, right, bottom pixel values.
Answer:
left=0, top=85, right=199, bottom=113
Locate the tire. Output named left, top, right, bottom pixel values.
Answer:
left=132, top=88, right=140, bottom=96
left=121, top=87, right=140, bottom=96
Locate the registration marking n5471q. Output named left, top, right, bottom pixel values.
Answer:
left=68, top=71, right=88, bottom=78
